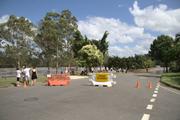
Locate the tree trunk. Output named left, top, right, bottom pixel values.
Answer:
left=100, top=66, right=102, bottom=72
left=165, top=63, right=169, bottom=72
left=105, top=66, right=107, bottom=71
left=69, top=64, right=71, bottom=74
left=47, top=66, right=50, bottom=74
left=56, top=44, right=58, bottom=74
left=125, top=68, right=128, bottom=73
left=47, top=60, right=50, bottom=74
left=165, top=66, right=169, bottom=73
left=56, top=62, right=58, bottom=74
left=163, top=67, right=165, bottom=72
left=17, top=60, right=20, bottom=68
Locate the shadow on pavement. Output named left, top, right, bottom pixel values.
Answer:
left=81, top=84, right=94, bottom=87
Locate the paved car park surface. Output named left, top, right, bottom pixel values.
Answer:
left=0, top=72, right=179, bottom=120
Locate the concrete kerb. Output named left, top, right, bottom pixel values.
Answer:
left=70, top=76, right=88, bottom=80
left=160, top=79, right=180, bottom=90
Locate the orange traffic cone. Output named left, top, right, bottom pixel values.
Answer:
left=135, top=80, right=141, bottom=88
left=147, top=80, right=152, bottom=89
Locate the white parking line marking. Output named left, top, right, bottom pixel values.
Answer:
left=141, top=114, right=150, bottom=120
left=155, top=88, right=159, bottom=91
left=154, top=90, right=158, bottom=93
left=150, top=98, right=156, bottom=102
left=153, top=94, right=157, bottom=97
left=146, top=104, right=153, bottom=110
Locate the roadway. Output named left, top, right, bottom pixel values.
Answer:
left=0, top=72, right=179, bottom=120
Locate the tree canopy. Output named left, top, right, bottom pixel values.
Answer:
left=0, top=15, right=35, bottom=67
left=149, top=35, right=174, bottom=72
left=78, top=44, right=104, bottom=68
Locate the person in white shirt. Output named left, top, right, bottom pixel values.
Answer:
left=16, top=68, right=21, bottom=87
left=22, top=66, right=31, bottom=87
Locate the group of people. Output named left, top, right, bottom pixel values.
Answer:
left=16, top=66, right=37, bottom=87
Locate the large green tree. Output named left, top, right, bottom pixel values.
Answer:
left=173, top=33, right=180, bottom=71
left=36, top=10, right=78, bottom=73
left=78, top=44, right=103, bottom=71
left=91, top=31, right=109, bottom=67
left=149, top=35, right=174, bottom=72
left=0, top=15, right=34, bottom=67
left=71, top=30, right=90, bottom=58
left=35, top=12, right=61, bottom=72
left=59, top=10, right=78, bottom=68
left=99, top=31, right=109, bottom=56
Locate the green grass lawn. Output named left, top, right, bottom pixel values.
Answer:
left=161, top=73, right=180, bottom=89
left=0, top=75, right=47, bottom=88
left=0, top=77, right=16, bottom=87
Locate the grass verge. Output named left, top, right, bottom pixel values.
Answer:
left=161, top=73, right=180, bottom=90
left=0, top=75, right=47, bottom=88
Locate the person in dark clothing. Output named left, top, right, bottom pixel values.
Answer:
left=31, top=67, right=37, bottom=86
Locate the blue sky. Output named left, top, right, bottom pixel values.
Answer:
left=0, top=0, right=180, bottom=57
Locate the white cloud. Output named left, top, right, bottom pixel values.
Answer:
left=109, top=41, right=153, bottom=57
left=0, top=15, right=9, bottom=24
left=78, top=16, right=148, bottom=45
left=129, top=1, right=180, bottom=34
left=78, top=16, right=154, bottom=57
left=109, top=46, right=133, bottom=57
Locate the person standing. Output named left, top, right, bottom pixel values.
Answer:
left=16, top=68, right=21, bottom=87
left=22, top=66, right=26, bottom=87
left=22, top=66, right=31, bottom=87
left=31, top=67, right=37, bottom=86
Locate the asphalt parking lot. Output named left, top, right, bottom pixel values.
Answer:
left=0, top=72, right=179, bottom=120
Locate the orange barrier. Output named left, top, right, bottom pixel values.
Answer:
left=135, top=80, right=141, bottom=88
left=147, top=80, right=153, bottom=89
left=48, top=74, right=70, bottom=86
